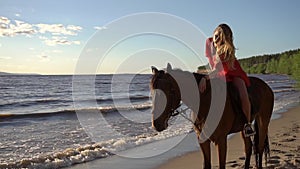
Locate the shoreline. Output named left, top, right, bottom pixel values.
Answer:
left=156, top=104, right=300, bottom=169
left=68, top=104, right=300, bottom=169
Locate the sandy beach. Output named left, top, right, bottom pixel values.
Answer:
left=157, top=105, right=300, bottom=169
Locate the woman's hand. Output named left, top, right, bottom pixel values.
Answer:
left=199, top=77, right=207, bottom=93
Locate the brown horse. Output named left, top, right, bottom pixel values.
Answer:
left=150, top=64, right=274, bottom=169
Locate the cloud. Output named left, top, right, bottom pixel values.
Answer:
left=0, top=16, right=10, bottom=25
left=36, top=23, right=82, bottom=36
left=0, top=16, right=82, bottom=46
left=39, top=55, right=50, bottom=62
left=67, top=25, right=82, bottom=31
left=41, top=36, right=81, bottom=46
left=94, top=26, right=107, bottom=30
left=0, top=18, right=36, bottom=37
left=52, top=50, right=63, bottom=53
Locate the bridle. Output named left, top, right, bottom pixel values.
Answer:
left=155, top=74, right=194, bottom=124
left=169, top=87, right=181, bottom=117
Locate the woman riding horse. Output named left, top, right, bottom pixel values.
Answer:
left=151, top=24, right=273, bottom=169
left=199, top=23, right=255, bottom=137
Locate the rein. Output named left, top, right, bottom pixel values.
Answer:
left=172, top=104, right=213, bottom=142
left=171, top=104, right=194, bottom=124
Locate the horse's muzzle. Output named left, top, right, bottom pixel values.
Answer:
left=152, top=120, right=168, bottom=132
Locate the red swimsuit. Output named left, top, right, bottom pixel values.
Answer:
left=205, top=38, right=250, bottom=87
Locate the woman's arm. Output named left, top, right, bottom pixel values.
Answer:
left=204, top=57, right=223, bottom=80
left=199, top=61, right=221, bottom=93
left=205, top=68, right=218, bottom=80
left=205, top=37, right=216, bottom=69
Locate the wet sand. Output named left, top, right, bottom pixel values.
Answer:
left=157, top=105, right=300, bottom=169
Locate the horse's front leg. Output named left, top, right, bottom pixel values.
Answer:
left=241, top=131, right=252, bottom=169
left=199, top=140, right=211, bottom=169
left=216, top=137, right=227, bottom=169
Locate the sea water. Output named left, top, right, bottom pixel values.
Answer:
left=0, top=74, right=299, bottom=168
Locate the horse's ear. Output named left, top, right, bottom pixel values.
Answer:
left=151, top=66, right=158, bottom=75
left=166, top=63, right=172, bottom=72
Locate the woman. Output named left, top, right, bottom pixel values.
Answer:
left=199, top=23, right=255, bottom=137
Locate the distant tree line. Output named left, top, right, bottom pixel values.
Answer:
left=198, top=48, right=300, bottom=86
left=239, top=49, right=300, bottom=75
left=239, top=49, right=300, bottom=86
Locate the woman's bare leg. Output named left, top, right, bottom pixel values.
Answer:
left=233, top=77, right=255, bottom=137
left=233, top=77, right=251, bottom=122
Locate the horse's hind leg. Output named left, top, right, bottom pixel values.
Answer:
left=255, top=117, right=270, bottom=169
left=241, top=131, right=252, bottom=169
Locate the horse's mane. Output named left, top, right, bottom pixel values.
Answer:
left=150, top=70, right=165, bottom=90
left=168, top=69, right=208, bottom=86
left=150, top=68, right=207, bottom=90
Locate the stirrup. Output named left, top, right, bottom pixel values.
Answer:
left=244, top=123, right=256, bottom=137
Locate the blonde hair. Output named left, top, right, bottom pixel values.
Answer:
left=214, top=24, right=236, bottom=70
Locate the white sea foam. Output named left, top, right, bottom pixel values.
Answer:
left=0, top=144, right=113, bottom=169
left=0, top=119, right=193, bottom=169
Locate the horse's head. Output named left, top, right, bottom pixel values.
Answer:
left=150, top=64, right=181, bottom=132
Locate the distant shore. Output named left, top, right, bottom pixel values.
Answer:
left=157, top=104, right=300, bottom=169
left=0, top=71, right=40, bottom=75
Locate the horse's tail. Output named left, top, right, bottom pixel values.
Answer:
left=253, top=120, right=259, bottom=165
left=264, top=134, right=270, bottom=166
left=253, top=120, right=270, bottom=167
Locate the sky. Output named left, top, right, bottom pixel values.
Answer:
left=0, top=0, right=300, bottom=74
